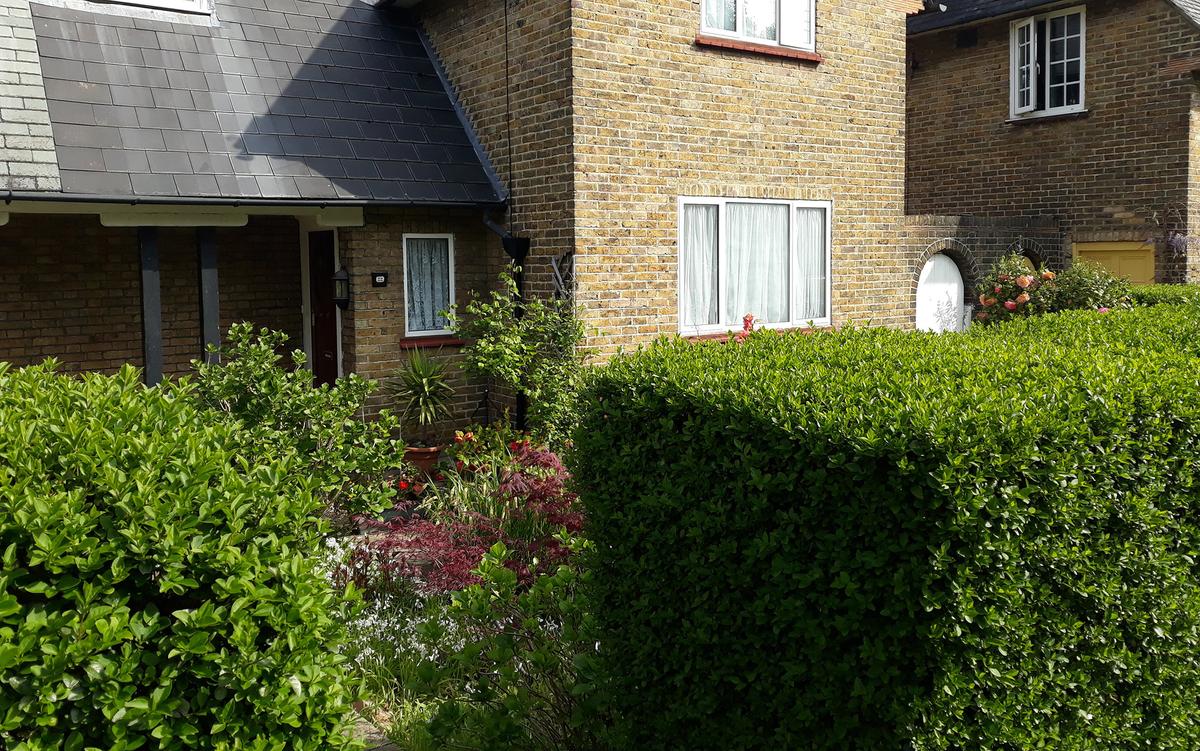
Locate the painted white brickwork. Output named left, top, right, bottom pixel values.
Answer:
left=0, top=0, right=59, bottom=191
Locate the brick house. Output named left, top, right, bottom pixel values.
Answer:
left=0, top=0, right=1068, bottom=426
left=908, top=0, right=1200, bottom=284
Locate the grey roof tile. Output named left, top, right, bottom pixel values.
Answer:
left=32, top=0, right=503, bottom=204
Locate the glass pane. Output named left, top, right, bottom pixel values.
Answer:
left=704, top=0, right=736, bottom=32
left=1066, top=60, right=1080, bottom=84
left=1050, top=15, right=1065, bottom=37
left=406, top=238, right=452, bottom=332
left=1050, top=86, right=1065, bottom=109
left=743, top=0, right=778, bottom=41
left=1050, top=39, right=1064, bottom=63
left=1050, top=62, right=1064, bottom=86
left=725, top=202, right=789, bottom=324
left=680, top=204, right=719, bottom=327
left=1065, top=83, right=1080, bottom=106
left=1066, top=36, right=1080, bottom=59
left=793, top=207, right=827, bottom=321
left=1066, top=12, right=1081, bottom=35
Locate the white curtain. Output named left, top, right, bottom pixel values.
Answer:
left=742, top=0, right=777, bottom=40
left=725, top=202, right=789, bottom=325
left=406, top=238, right=452, bottom=332
left=704, top=0, right=736, bottom=31
left=681, top=204, right=719, bottom=328
left=792, top=207, right=826, bottom=321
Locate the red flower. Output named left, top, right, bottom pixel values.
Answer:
left=1004, top=300, right=1018, bottom=311
left=398, top=480, right=411, bottom=491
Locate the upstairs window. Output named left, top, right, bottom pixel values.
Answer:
left=678, top=197, right=831, bottom=336
left=1010, top=6, right=1085, bottom=119
left=701, top=0, right=816, bottom=52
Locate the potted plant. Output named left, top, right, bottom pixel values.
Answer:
left=386, top=349, right=456, bottom=475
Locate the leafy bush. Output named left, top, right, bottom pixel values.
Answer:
left=973, top=254, right=1057, bottom=324
left=0, top=363, right=360, bottom=749
left=974, top=255, right=1132, bottom=325
left=1132, top=283, right=1200, bottom=307
left=385, top=350, right=456, bottom=446
left=448, top=268, right=585, bottom=446
left=343, top=429, right=583, bottom=596
left=574, top=308, right=1200, bottom=751
left=192, top=323, right=402, bottom=519
left=355, top=540, right=610, bottom=751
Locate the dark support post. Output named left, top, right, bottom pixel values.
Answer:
left=501, top=236, right=532, bottom=431
left=196, top=227, right=220, bottom=364
left=138, top=226, right=163, bottom=386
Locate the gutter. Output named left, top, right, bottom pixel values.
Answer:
left=0, top=190, right=506, bottom=210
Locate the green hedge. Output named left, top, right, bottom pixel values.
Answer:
left=0, top=364, right=358, bottom=749
left=573, top=306, right=1200, bottom=751
left=1132, top=284, right=1200, bottom=307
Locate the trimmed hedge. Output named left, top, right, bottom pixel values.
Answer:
left=574, top=306, right=1200, bottom=751
left=1132, top=284, right=1200, bottom=307
left=0, top=364, right=359, bottom=749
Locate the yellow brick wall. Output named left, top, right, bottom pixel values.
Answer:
left=570, top=0, right=912, bottom=354
left=907, top=0, right=1200, bottom=283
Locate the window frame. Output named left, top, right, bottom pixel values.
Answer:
left=1009, top=5, right=1086, bottom=120
left=676, top=196, right=833, bottom=337
left=402, top=233, right=456, bottom=339
left=109, top=0, right=211, bottom=13
left=699, top=0, right=816, bottom=52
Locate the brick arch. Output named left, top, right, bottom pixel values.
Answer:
left=910, top=238, right=981, bottom=301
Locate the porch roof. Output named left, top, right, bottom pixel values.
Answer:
left=909, top=0, right=1200, bottom=34
left=30, top=0, right=505, bottom=205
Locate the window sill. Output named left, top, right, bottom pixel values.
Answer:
left=1006, top=108, right=1089, bottom=125
left=398, top=335, right=464, bottom=350
left=682, top=324, right=832, bottom=343
left=694, top=34, right=823, bottom=63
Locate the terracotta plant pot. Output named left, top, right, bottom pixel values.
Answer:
left=404, top=445, right=443, bottom=476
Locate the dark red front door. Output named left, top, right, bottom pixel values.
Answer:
left=308, top=231, right=339, bottom=387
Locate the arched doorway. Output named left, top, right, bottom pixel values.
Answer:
left=915, top=254, right=967, bottom=333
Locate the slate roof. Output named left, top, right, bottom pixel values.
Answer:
left=909, top=0, right=1200, bottom=34
left=29, top=0, right=505, bottom=204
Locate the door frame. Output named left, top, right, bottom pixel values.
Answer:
left=298, top=222, right=344, bottom=379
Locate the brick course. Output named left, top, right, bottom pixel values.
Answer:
left=907, top=0, right=1200, bottom=283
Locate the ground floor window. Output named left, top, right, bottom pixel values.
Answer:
left=404, top=234, right=454, bottom=337
left=915, top=253, right=968, bottom=333
left=678, top=197, right=831, bottom=335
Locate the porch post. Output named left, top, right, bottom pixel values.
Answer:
left=196, top=227, right=220, bottom=363
left=138, top=226, right=163, bottom=386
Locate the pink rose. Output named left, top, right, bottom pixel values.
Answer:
left=1041, top=270, right=1057, bottom=281
left=1016, top=275, right=1035, bottom=289
left=1004, top=300, right=1018, bottom=311
left=994, top=286, right=1003, bottom=293
left=1098, top=307, right=1110, bottom=314
left=1016, top=292, right=1030, bottom=305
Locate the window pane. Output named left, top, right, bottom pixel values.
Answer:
left=1066, top=36, right=1080, bottom=59
left=1066, top=12, right=1080, bottom=35
left=1050, top=85, right=1065, bottom=109
left=704, top=0, right=736, bottom=31
left=725, top=203, right=789, bottom=325
left=743, top=0, right=778, bottom=41
left=1065, top=83, right=1080, bottom=106
left=793, top=207, right=827, bottom=321
left=406, top=238, right=452, bottom=332
left=681, top=204, right=719, bottom=328
left=1050, top=62, right=1064, bottom=86
left=1050, top=15, right=1065, bottom=38
left=1050, top=39, right=1064, bottom=62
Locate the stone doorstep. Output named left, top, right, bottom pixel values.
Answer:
left=354, top=716, right=398, bottom=751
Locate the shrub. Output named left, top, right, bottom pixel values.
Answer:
left=448, top=267, right=585, bottom=446
left=1132, top=284, right=1200, bottom=307
left=0, top=364, right=359, bottom=749
left=191, top=323, right=402, bottom=519
left=1041, top=258, right=1134, bottom=313
left=384, top=349, right=456, bottom=446
left=573, top=308, right=1200, bottom=751
left=973, top=254, right=1057, bottom=324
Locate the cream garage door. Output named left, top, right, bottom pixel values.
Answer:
left=1074, top=242, right=1156, bottom=285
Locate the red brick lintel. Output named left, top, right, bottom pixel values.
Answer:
left=694, top=34, right=824, bottom=63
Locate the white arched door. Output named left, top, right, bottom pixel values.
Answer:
left=915, top=254, right=967, bottom=333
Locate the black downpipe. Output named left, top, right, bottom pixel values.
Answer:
left=484, top=212, right=532, bottom=431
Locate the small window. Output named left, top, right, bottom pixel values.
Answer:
left=1009, top=6, right=1085, bottom=119
left=403, top=234, right=455, bottom=337
left=701, top=0, right=815, bottom=51
left=678, top=197, right=831, bottom=335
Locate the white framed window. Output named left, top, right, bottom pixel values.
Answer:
left=1009, top=6, right=1085, bottom=120
left=403, top=234, right=455, bottom=338
left=701, top=0, right=816, bottom=52
left=677, top=197, right=832, bottom=336
left=104, top=0, right=210, bottom=13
